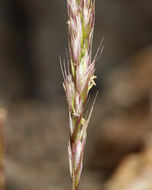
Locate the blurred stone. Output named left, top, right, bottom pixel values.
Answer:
left=106, top=47, right=152, bottom=108
left=104, top=145, right=152, bottom=190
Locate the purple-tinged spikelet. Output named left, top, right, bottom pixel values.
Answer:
left=62, top=0, right=97, bottom=189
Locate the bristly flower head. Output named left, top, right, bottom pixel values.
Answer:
left=62, top=0, right=98, bottom=190
left=67, top=0, right=96, bottom=99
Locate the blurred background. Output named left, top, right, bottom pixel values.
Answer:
left=0, top=0, right=152, bottom=189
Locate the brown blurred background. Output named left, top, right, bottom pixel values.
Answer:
left=0, top=0, right=152, bottom=189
